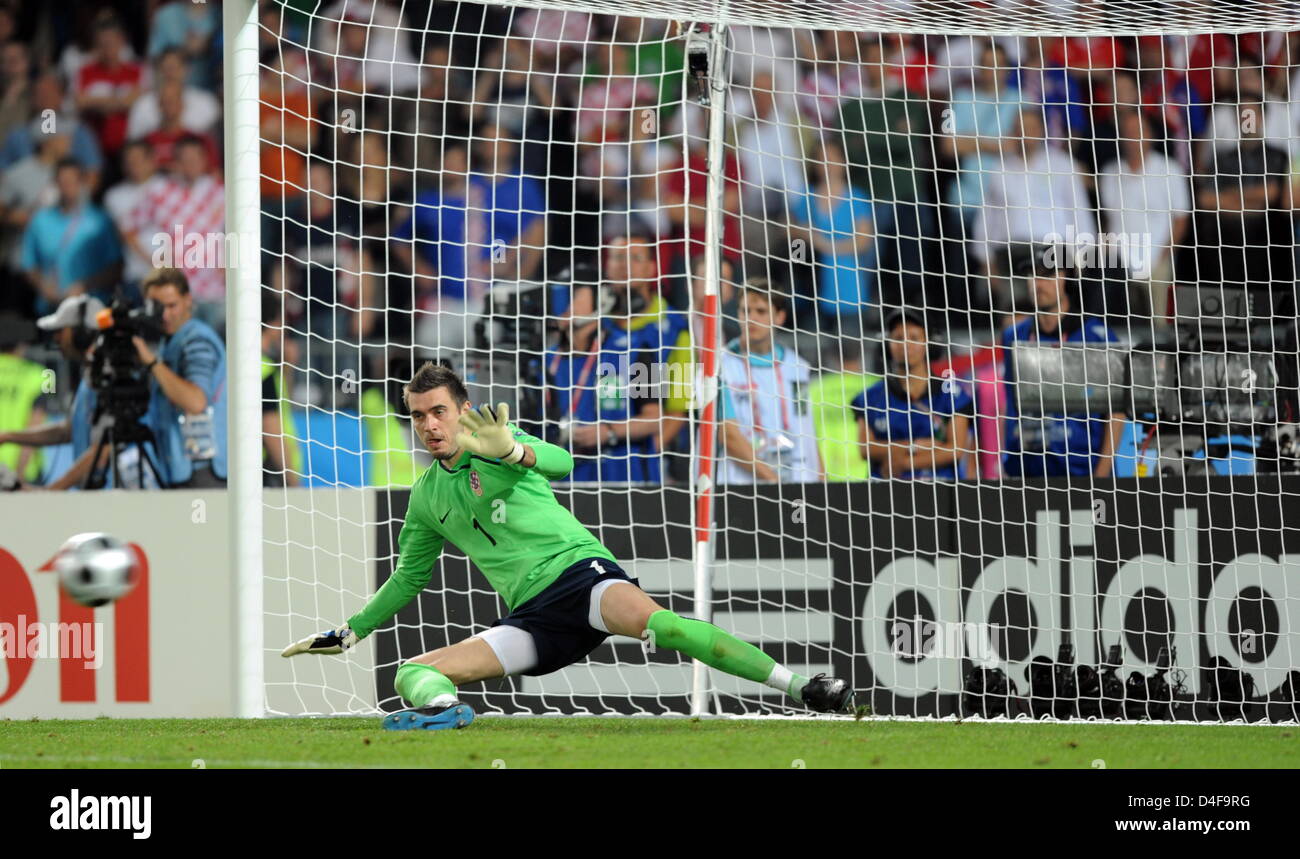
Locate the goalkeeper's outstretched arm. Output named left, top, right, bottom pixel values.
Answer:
left=457, top=403, right=573, bottom=480
left=281, top=517, right=444, bottom=656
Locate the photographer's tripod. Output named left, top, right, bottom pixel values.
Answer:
left=84, top=408, right=166, bottom=490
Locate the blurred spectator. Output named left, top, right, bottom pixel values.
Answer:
left=1000, top=257, right=1124, bottom=479
left=0, top=71, right=104, bottom=180
left=511, top=7, right=593, bottom=64
left=21, top=157, right=122, bottom=315
left=396, top=124, right=546, bottom=347
left=258, top=0, right=302, bottom=56
left=718, top=282, right=821, bottom=484
left=573, top=36, right=659, bottom=228
left=1198, top=64, right=1300, bottom=169
left=839, top=38, right=930, bottom=209
left=1012, top=35, right=1087, bottom=144
left=136, top=267, right=227, bottom=488
left=58, top=8, right=137, bottom=104
left=471, top=37, right=553, bottom=142
left=1134, top=35, right=1206, bottom=172
left=854, top=308, right=974, bottom=480
left=1189, top=107, right=1293, bottom=292
left=621, top=17, right=685, bottom=113
left=0, top=124, right=67, bottom=279
left=1096, top=107, right=1191, bottom=324
left=0, top=312, right=46, bottom=482
left=659, top=104, right=743, bottom=282
left=1051, top=29, right=1119, bottom=79
left=126, top=47, right=221, bottom=141
left=797, top=31, right=869, bottom=130
left=880, top=32, right=933, bottom=98
left=621, top=103, right=676, bottom=238
left=261, top=290, right=300, bottom=488
left=838, top=38, right=933, bottom=308
left=315, top=0, right=421, bottom=96
left=141, top=80, right=220, bottom=171
left=344, top=132, right=415, bottom=386
left=258, top=47, right=314, bottom=200
left=393, top=141, right=472, bottom=355
left=729, top=25, right=808, bottom=98
left=790, top=136, right=876, bottom=333
left=147, top=0, right=218, bottom=89
left=809, top=339, right=877, bottom=481
left=575, top=97, right=667, bottom=241
left=736, top=70, right=806, bottom=237
left=972, top=107, right=1095, bottom=287
left=465, top=120, right=548, bottom=290
left=262, top=159, right=359, bottom=405
left=1180, top=32, right=1257, bottom=106
left=0, top=7, right=16, bottom=56
left=0, top=40, right=32, bottom=144
left=945, top=41, right=1021, bottom=233
left=124, top=135, right=226, bottom=329
left=74, top=17, right=145, bottom=162
left=103, top=140, right=164, bottom=288
left=404, top=42, right=472, bottom=174
left=928, top=34, right=1016, bottom=94
left=360, top=354, right=421, bottom=488
left=1081, top=69, right=1138, bottom=175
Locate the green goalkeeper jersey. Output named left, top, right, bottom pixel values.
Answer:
left=347, top=425, right=615, bottom=639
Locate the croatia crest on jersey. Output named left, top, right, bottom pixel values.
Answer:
left=469, top=470, right=483, bottom=496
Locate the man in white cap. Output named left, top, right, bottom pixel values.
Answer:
left=0, top=293, right=157, bottom=489
left=0, top=294, right=99, bottom=487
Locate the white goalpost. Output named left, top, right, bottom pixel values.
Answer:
left=238, top=0, right=1300, bottom=723
left=225, top=0, right=265, bottom=720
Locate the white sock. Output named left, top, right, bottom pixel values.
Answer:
left=428, top=692, right=458, bottom=709
left=764, top=664, right=801, bottom=700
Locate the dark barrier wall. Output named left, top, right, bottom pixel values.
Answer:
left=374, top=476, right=1300, bottom=720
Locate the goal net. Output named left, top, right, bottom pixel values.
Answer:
left=253, top=0, right=1300, bottom=722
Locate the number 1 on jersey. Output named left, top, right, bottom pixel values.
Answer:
left=473, top=518, right=497, bottom=546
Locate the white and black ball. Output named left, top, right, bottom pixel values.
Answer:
left=55, top=533, right=140, bottom=608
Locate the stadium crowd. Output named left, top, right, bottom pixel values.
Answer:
left=0, top=0, right=1297, bottom=489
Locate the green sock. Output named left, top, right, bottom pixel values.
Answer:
left=645, top=609, right=809, bottom=701
left=394, top=662, right=458, bottom=709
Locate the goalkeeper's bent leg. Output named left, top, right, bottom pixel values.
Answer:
left=645, top=609, right=808, bottom=701
left=394, top=662, right=459, bottom=708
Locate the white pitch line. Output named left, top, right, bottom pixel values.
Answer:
left=0, top=754, right=423, bottom=769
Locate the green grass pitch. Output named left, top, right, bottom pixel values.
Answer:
left=1, top=717, right=1297, bottom=768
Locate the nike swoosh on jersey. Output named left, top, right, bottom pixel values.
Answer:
left=439, top=509, right=452, bottom=523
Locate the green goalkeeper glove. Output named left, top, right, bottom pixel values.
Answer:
left=456, top=403, right=526, bottom=464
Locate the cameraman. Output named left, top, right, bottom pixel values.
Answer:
left=1000, top=254, right=1126, bottom=479
left=134, top=268, right=227, bottom=487
left=546, top=234, right=685, bottom=482
left=0, top=294, right=107, bottom=489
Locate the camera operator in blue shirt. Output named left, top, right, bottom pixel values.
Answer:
left=1001, top=255, right=1126, bottom=479
left=132, top=267, right=227, bottom=487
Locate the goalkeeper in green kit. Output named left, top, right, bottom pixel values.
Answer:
left=282, top=363, right=852, bottom=729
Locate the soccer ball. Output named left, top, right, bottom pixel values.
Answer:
left=54, top=533, right=140, bottom=608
